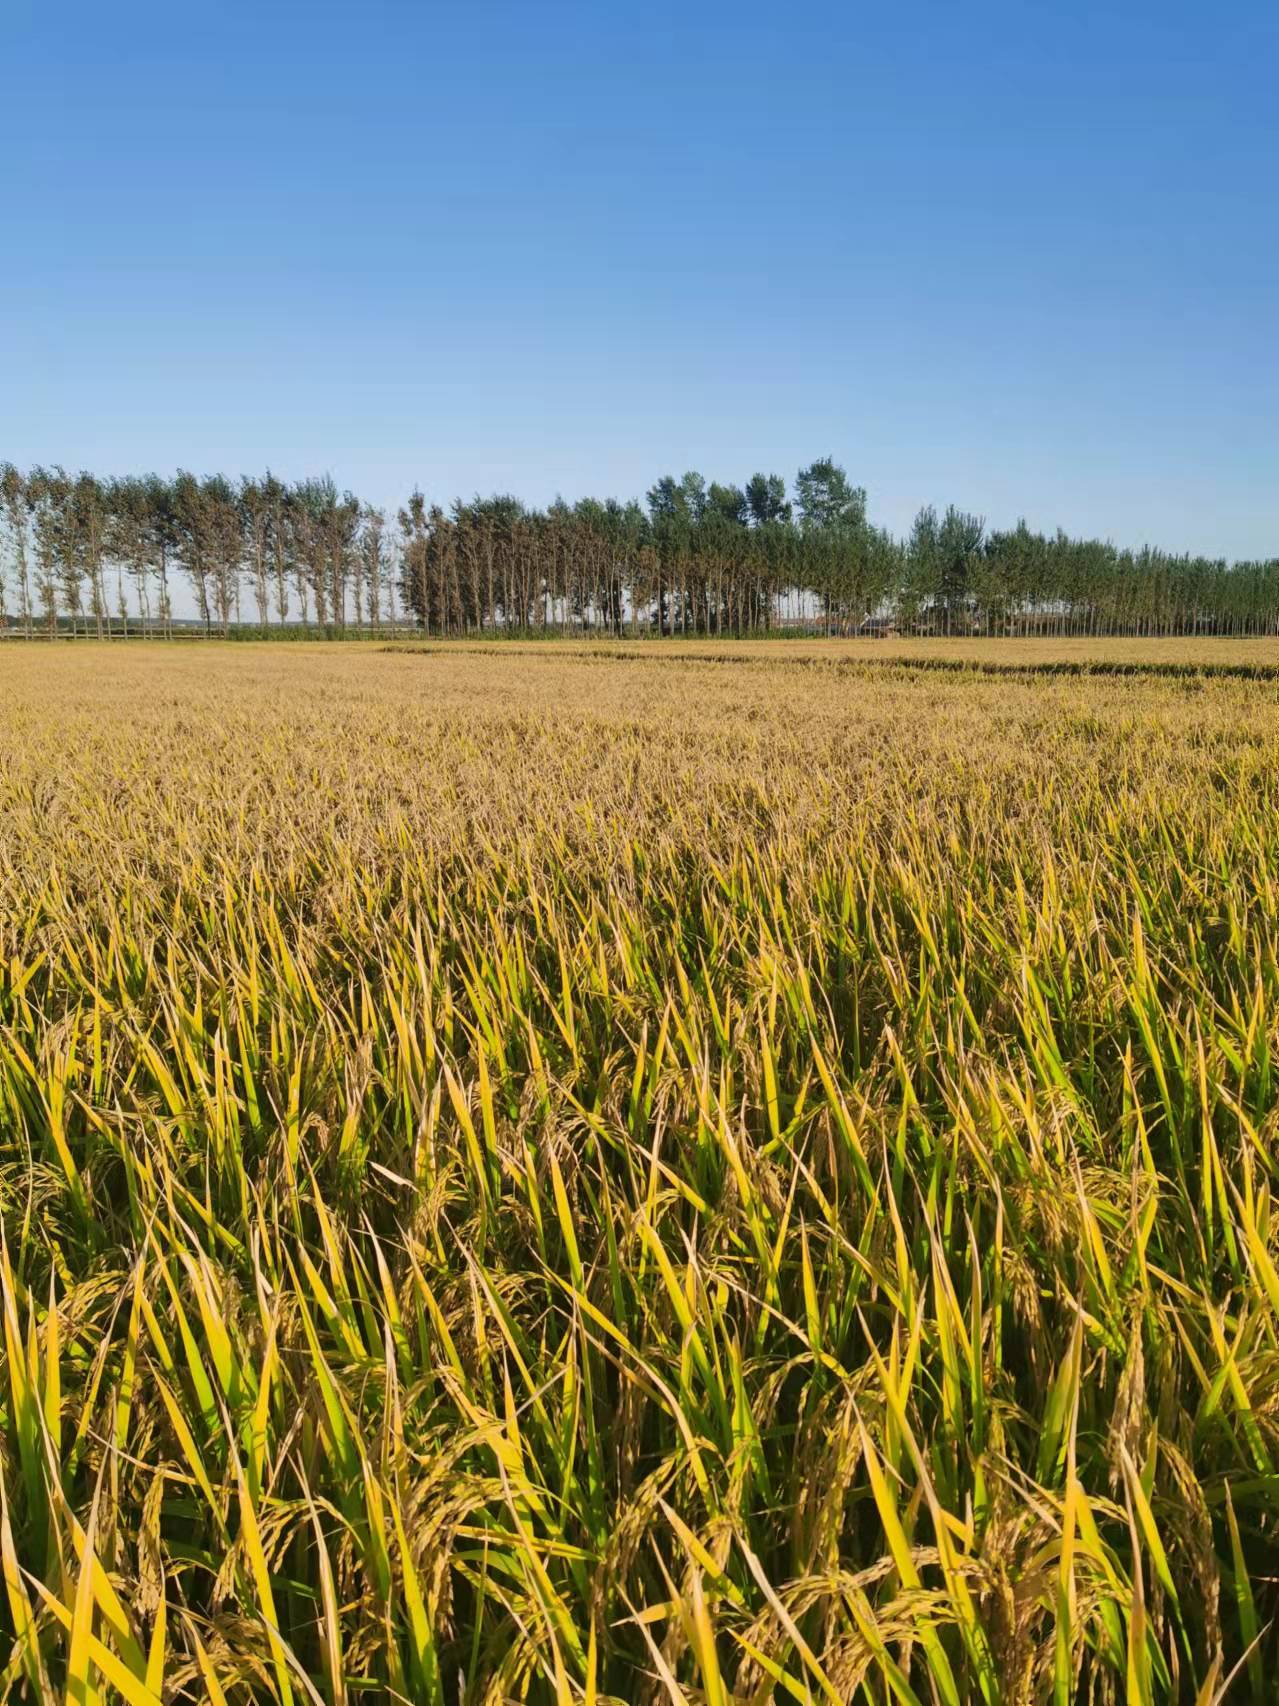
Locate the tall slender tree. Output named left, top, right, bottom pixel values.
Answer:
left=0, top=463, right=33, bottom=637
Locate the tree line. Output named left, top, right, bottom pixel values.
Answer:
left=2, top=458, right=1276, bottom=639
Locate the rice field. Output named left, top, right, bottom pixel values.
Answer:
left=2, top=639, right=1279, bottom=1704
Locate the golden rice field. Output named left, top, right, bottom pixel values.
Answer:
left=3, top=639, right=1279, bottom=1704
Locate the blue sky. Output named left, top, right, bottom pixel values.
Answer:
left=3, top=0, right=1275, bottom=559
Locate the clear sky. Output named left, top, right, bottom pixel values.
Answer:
left=3, top=0, right=1275, bottom=560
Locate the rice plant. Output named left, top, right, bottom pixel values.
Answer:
left=1, top=640, right=1277, bottom=1702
